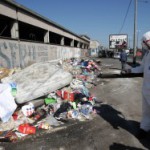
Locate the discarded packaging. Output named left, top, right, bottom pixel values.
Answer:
left=18, top=124, right=36, bottom=134
left=45, top=98, right=57, bottom=105
left=38, top=122, right=50, bottom=130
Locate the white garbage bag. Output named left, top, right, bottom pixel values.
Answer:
left=0, top=84, right=17, bottom=122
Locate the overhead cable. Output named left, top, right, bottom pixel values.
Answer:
left=119, top=0, right=132, bottom=34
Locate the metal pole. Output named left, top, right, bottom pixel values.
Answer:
left=137, top=30, right=140, bottom=49
left=133, top=0, right=137, bottom=64
left=137, top=31, right=138, bottom=49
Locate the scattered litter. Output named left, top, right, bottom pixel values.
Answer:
left=0, top=58, right=103, bottom=142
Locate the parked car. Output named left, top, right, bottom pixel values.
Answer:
left=98, top=50, right=107, bottom=58
left=113, top=52, right=120, bottom=59
left=98, top=50, right=114, bottom=58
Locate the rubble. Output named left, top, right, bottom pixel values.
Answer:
left=0, top=58, right=102, bottom=142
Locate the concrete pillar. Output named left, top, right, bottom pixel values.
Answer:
left=82, top=44, right=85, bottom=49
left=61, top=37, right=64, bottom=45
left=77, top=42, right=80, bottom=48
left=44, top=31, right=49, bottom=43
left=71, top=39, right=74, bottom=47
left=11, top=21, right=19, bottom=39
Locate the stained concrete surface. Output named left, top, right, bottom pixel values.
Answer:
left=1, top=58, right=150, bottom=150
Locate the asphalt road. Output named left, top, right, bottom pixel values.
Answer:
left=1, top=58, right=150, bottom=150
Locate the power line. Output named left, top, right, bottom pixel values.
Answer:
left=119, top=0, right=132, bottom=34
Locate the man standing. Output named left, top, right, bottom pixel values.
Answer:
left=120, top=49, right=127, bottom=70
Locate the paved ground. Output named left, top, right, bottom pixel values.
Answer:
left=1, top=58, right=150, bottom=150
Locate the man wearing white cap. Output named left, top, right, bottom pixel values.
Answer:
left=125, top=31, right=150, bottom=139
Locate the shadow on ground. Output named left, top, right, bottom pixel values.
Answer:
left=98, top=72, right=143, bottom=78
left=99, top=61, right=143, bottom=79
left=110, top=143, right=145, bottom=150
left=94, top=104, right=150, bottom=150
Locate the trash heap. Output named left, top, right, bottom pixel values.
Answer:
left=0, top=58, right=101, bottom=142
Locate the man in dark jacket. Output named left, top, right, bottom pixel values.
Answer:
left=120, top=49, right=127, bottom=70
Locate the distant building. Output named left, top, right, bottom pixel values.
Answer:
left=89, top=40, right=100, bottom=57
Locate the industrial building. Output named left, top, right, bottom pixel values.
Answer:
left=0, top=0, right=90, bottom=68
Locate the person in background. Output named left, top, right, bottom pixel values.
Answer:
left=120, top=49, right=128, bottom=70
left=124, top=31, right=150, bottom=139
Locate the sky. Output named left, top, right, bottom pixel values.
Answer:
left=15, top=0, right=150, bottom=48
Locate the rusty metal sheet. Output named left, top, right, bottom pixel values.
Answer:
left=1, top=60, right=72, bottom=104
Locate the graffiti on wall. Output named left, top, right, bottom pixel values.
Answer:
left=59, top=47, right=80, bottom=59
left=0, top=39, right=82, bottom=68
left=0, top=40, right=48, bottom=68
left=0, top=41, right=18, bottom=68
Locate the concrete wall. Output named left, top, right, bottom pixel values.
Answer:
left=0, top=39, right=86, bottom=68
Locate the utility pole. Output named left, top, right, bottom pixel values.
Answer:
left=133, top=0, right=148, bottom=64
left=133, top=0, right=137, bottom=64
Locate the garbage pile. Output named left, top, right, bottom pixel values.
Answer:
left=0, top=58, right=101, bottom=142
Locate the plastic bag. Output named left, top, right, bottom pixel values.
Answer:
left=0, top=84, right=17, bottom=122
